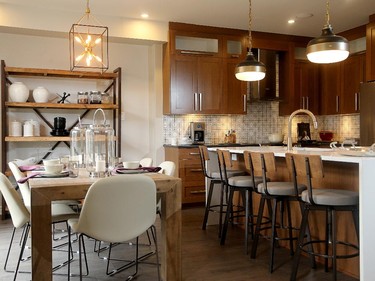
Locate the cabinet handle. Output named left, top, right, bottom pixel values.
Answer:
left=300, top=97, right=304, bottom=109
left=194, top=93, right=198, bottom=111
left=199, top=93, right=202, bottom=111
left=336, top=95, right=339, bottom=113
left=189, top=152, right=200, bottom=155
left=190, top=190, right=206, bottom=194
left=306, top=96, right=309, bottom=110
left=355, top=92, right=359, bottom=111
left=180, top=50, right=214, bottom=56
left=190, top=169, right=203, bottom=172
left=243, top=94, right=247, bottom=112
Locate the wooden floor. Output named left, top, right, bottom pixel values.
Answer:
left=0, top=205, right=359, bottom=280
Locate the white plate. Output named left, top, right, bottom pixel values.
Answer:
left=39, top=171, right=69, bottom=178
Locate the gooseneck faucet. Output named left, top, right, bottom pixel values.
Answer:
left=287, top=109, right=318, bottom=151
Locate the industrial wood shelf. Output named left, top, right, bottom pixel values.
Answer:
left=5, top=102, right=118, bottom=109
left=5, top=136, right=71, bottom=142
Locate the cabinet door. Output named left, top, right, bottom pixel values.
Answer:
left=294, top=60, right=320, bottom=114
left=170, top=55, right=198, bottom=114
left=320, top=63, right=341, bottom=115
left=223, top=60, right=247, bottom=114
left=197, top=57, right=224, bottom=114
left=341, top=53, right=365, bottom=113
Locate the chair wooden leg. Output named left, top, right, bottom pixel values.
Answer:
left=250, top=196, right=266, bottom=259
left=291, top=207, right=309, bottom=281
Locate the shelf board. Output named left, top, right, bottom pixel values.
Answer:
left=5, top=136, right=71, bottom=142
left=5, top=102, right=118, bottom=109
left=4, top=66, right=118, bottom=79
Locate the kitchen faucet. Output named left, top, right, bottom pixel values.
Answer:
left=287, top=109, right=318, bottom=151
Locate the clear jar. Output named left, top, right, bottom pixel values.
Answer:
left=77, top=91, right=88, bottom=104
left=101, top=92, right=111, bottom=104
left=70, top=126, right=87, bottom=167
left=89, top=91, right=102, bottom=104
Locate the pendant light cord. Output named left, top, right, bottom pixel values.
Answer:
left=325, top=0, right=331, bottom=27
left=248, top=0, right=253, bottom=51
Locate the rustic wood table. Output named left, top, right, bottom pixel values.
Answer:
left=29, top=171, right=182, bottom=280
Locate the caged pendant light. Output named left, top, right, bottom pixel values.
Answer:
left=69, top=0, right=109, bottom=72
left=306, top=0, right=349, bottom=64
left=235, top=0, right=266, bottom=82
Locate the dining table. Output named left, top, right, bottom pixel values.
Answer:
left=28, top=169, right=182, bottom=280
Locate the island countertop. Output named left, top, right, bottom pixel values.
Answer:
left=207, top=145, right=375, bottom=280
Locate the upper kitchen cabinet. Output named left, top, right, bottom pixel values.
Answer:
left=163, top=22, right=248, bottom=115
left=320, top=52, right=366, bottom=115
left=366, top=15, right=375, bottom=81
left=292, top=60, right=320, bottom=114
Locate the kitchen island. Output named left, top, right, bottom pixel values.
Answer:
left=207, top=146, right=374, bottom=280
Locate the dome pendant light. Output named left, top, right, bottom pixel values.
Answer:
left=306, top=0, right=349, bottom=64
left=235, top=0, right=266, bottom=81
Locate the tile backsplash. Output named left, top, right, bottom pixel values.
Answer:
left=163, top=102, right=359, bottom=145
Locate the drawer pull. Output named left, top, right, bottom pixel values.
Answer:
left=190, top=169, right=203, bottom=172
left=189, top=152, right=200, bottom=155
left=190, top=190, right=206, bottom=194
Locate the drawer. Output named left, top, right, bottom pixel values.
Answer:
left=179, top=163, right=204, bottom=182
left=183, top=185, right=206, bottom=204
left=178, top=148, right=201, bottom=161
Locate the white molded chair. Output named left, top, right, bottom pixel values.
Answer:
left=67, top=175, right=160, bottom=281
left=139, top=157, right=153, bottom=167
left=8, top=161, right=81, bottom=211
left=158, top=161, right=176, bottom=177
left=0, top=172, right=79, bottom=281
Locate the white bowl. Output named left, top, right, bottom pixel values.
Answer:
left=123, top=161, right=140, bottom=169
left=268, top=133, right=284, bottom=143
left=43, top=158, right=60, bottom=166
left=44, top=163, right=63, bottom=174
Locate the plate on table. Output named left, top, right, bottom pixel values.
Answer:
left=39, top=171, right=69, bottom=178
left=115, top=168, right=150, bottom=175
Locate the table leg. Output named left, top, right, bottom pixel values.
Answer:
left=31, top=188, right=53, bottom=280
left=160, top=180, right=182, bottom=281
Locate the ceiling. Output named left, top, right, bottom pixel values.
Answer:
left=1, top=0, right=375, bottom=37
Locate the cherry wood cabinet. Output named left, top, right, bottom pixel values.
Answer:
left=164, top=146, right=205, bottom=204
left=366, top=17, right=375, bottom=81
left=320, top=52, right=365, bottom=115
left=163, top=22, right=248, bottom=115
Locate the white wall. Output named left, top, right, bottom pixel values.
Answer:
left=0, top=31, right=165, bottom=167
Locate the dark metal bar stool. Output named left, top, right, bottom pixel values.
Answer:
left=199, top=146, right=245, bottom=237
left=217, top=149, right=263, bottom=253
left=288, top=153, right=359, bottom=281
left=249, top=151, right=308, bottom=273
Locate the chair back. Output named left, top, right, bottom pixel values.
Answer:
left=8, top=161, right=31, bottom=209
left=216, top=149, right=233, bottom=183
left=198, top=146, right=210, bottom=178
left=286, top=153, right=324, bottom=205
left=140, top=158, right=153, bottom=167
left=158, top=161, right=176, bottom=176
left=0, top=173, right=29, bottom=229
left=75, top=175, right=156, bottom=243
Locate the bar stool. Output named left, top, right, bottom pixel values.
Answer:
left=217, top=149, right=264, bottom=253
left=249, top=151, right=308, bottom=273
left=288, top=153, right=359, bottom=281
left=199, top=146, right=245, bottom=237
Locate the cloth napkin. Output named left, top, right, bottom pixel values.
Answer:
left=17, top=173, right=41, bottom=184
left=18, top=165, right=42, bottom=172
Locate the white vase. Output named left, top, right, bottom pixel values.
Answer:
left=8, top=82, right=29, bottom=102
left=33, top=86, right=50, bottom=103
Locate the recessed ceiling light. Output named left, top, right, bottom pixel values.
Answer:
left=141, top=13, right=149, bottom=19
left=288, top=19, right=295, bottom=24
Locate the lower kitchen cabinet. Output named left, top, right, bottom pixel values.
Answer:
left=165, top=146, right=206, bottom=204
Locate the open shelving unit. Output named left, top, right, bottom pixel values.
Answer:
left=0, top=60, right=122, bottom=219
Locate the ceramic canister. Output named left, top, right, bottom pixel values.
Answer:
left=8, top=82, right=29, bottom=102
left=28, top=120, right=40, bottom=136
left=10, top=121, right=22, bottom=136
left=23, top=122, right=34, bottom=137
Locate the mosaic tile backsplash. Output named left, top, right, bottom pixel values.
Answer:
left=163, top=101, right=360, bottom=145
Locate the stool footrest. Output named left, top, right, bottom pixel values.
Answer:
left=300, top=240, right=359, bottom=260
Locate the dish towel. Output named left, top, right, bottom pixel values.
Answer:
left=17, top=173, right=41, bottom=184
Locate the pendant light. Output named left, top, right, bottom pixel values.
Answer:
left=69, top=0, right=109, bottom=72
left=306, top=0, right=349, bottom=64
left=235, top=0, right=266, bottom=81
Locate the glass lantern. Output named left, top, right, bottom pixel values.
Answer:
left=85, top=108, right=115, bottom=177
left=70, top=125, right=87, bottom=167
